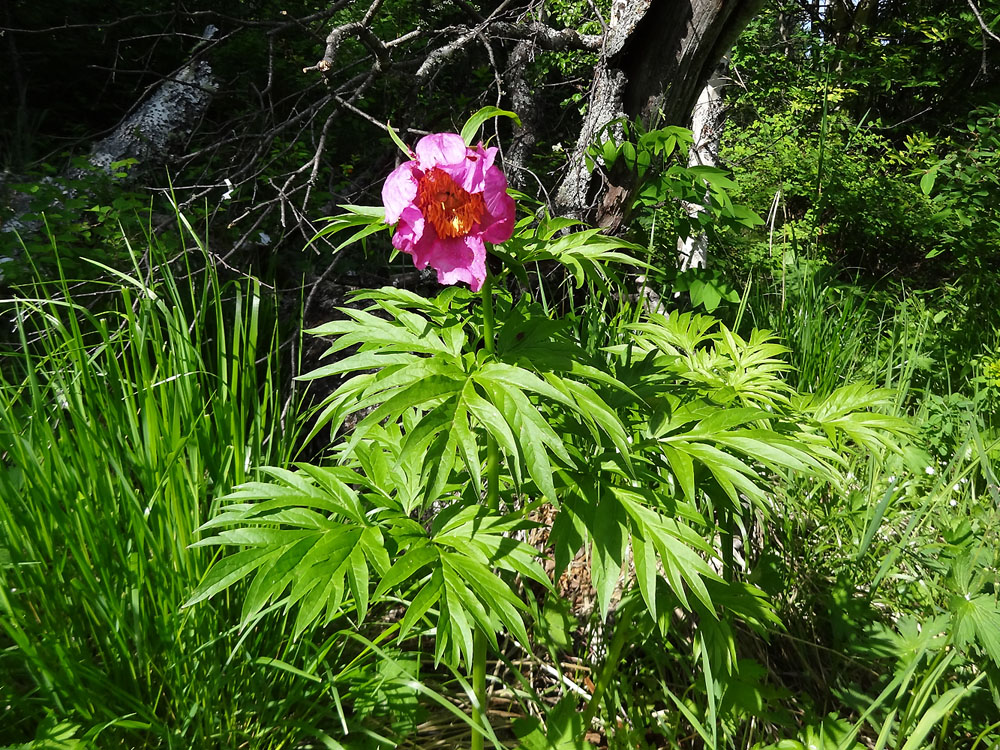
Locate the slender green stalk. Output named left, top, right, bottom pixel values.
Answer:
left=471, top=627, right=489, bottom=750
left=721, top=507, right=735, bottom=583
left=472, top=272, right=500, bottom=750
left=481, top=273, right=496, bottom=356
left=578, top=611, right=630, bottom=737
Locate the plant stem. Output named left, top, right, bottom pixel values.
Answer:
left=472, top=272, right=500, bottom=750
left=721, top=506, right=735, bottom=583
left=481, top=273, right=496, bottom=357
left=579, top=610, right=631, bottom=738
left=471, top=627, right=488, bottom=750
left=480, top=273, right=500, bottom=509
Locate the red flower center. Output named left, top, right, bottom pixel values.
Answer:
left=416, top=167, right=486, bottom=239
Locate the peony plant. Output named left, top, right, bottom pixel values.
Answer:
left=186, top=108, right=908, bottom=750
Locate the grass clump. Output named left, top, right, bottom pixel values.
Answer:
left=0, top=230, right=339, bottom=748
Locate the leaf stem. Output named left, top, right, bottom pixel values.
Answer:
left=579, top=610, right=631, bottom=738
left=471, top=628, right=488, bottom=750
left=481, top=272, right=496, bottom=357
left=721, top=506, right=735, bottom=583
left=472, top=271, right=500, bottom=750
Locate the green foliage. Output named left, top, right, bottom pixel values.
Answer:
left=669, top=267, right=741, bottom=313
left=919, top=104, right=1000, bottom=279
left=725, top=1, right=1000, bottom=287
left=186, top=176, right=911, bottom=747
left=585, top=119, right=764, bottom=254
left=712, top=27, right=1000, bottom=743
left=719, top=256, right=1000, bottom=749
left=513, top=696, right=588, bottom=750
left=0, top=159, right=149, bottom=286
left=0, top=223, right=329, bottom=748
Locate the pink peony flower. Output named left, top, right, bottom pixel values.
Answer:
left=382, top=132, right=516, bottom=292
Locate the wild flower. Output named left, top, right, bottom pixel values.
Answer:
left=382, top=132, right=515, bottom=291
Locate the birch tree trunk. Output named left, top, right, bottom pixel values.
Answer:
left=677, top=59, right=729, bottom=272
left=1, top=30, right=218, bottom=253
left=555, top=0, right=764, bottom=229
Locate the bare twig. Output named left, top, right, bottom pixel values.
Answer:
left=967, top=0, right=1000, bottom=44
left=305, top=19, right=388, bottom=74
left=417, top=26, right=481, bottom=80
left=489, top=21, right=602, bottom=51
left=361, top=0, right=385, bottom=26
left=266, top=0, right=354, bottom=36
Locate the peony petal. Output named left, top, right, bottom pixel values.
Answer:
left=440, top=159, right=485, bottom=194
left=404, top=231, right=434, bottom=270
left=414, top=133, right=468, bottom=169
left=479, top=166, right=516, bottom=244
left=476, top=144, right=498, bottom=172
left=435, top=234, right=487, bottom=291
left=464, top=235, right=488, bottom=291
left=391, top=205, right=425, bottom=253
left=408, top=231, right=486, bottom=291
left=444, top=143, right=495, bottom=193
left=382, top=161, right=420, bottom=225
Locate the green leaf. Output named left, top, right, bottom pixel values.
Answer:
left=477, top=378, right=561, bottom=501
left=632, top=530, right=658, bottom=620
left=386, top=121, right=413, bottom=156
left=399, top=567, right=445, bottom=640
left=588, top=492, right=627, bottom=619
left=448, top=551, right=532, bottom=649
left=478, top=362, right=575, bottom=410
left=294, top=568, right=344, bottom=638
left=421, top=428, right=459, bottom=507
left=346, top=374, right=464, bottom=451
left=661, top=445, right=695, bottom=502
left=439, top=570, right=477, bottom=667
left=346, top=545, right=370, bottom=621
left=952, top=593, right=1000, bottom=667
left=900, top=685, right=975, bottom=750
left=452, top=383, right=483, bottom=492
left=461, top=106, right=521, bottom=145
left=688, top=165, right=739, bottom=190
left=857, top=479, right=897, bottom=560
left=360, top=526, right=391, bottom=576
left=241, top=535, right=320, bottom=626
left=512, top=696, right=590, bottom=750
left=920, top=167, right=938, bottom=195
left=184, top=547, right=279, bottom=607
left=297, top=351, right=419, bottom=382
left=375, top=545, right=439, bottom=598
left=619, top=494, right=720, bottom=613
left=465, top=389, right=519, bottom=461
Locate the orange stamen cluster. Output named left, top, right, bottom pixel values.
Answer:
left=416, top=167, right=486, bottom=239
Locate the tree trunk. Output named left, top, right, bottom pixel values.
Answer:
left=556, top=0, right=765, bottom=227
left=0, top=32, right=217, bottom=264
left=677, top=58, right=729, bottom=272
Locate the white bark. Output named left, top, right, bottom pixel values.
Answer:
left=677, top=59, right=728, bottom=272
left=73, top=53, right=218, bottom=178
left=1, top=29, right=218, bottom=278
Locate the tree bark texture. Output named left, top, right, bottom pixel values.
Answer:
left=75, top=59, right=218, bottom=179
left=556, top=0, right=765, bottom=227
left=677, top=57, right=729, bottom=271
